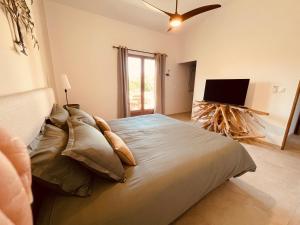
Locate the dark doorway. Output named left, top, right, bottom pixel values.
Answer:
left=295, top=115, right=300, bottom=135
left=180, top=61, right=197, bottom=115
left=281, top=81, right=300, bottom=150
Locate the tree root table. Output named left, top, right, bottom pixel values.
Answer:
left=192, top=101, right=269, bottom=140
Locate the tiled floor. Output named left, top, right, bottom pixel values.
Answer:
left=168, top=112, right=300, bottom=225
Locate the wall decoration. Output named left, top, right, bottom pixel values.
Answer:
left=0, top=0, right=39, bottom=55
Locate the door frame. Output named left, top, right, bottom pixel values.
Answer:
left=128, top=54, right=155, bottom=116
left=281, top=81, right=300, bottom=150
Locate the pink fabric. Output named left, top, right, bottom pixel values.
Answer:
left=0, top=210, right=14, bottom=225
left=0, top=151, right=33, bottom=225
left=0, top=128, right=33, bottom=225
left=0, top=128, right=32, bottom=203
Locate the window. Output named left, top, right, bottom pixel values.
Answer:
left=128, top=55, right=155, bottom=116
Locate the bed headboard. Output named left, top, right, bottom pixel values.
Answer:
left=0, top=88, right=55, bottom=145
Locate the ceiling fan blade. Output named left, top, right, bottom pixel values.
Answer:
left=167, top=27, right=173, bottom=32
left=142, top=0, right=174, bottom=17
left=182, top=4, right=221, bottom=21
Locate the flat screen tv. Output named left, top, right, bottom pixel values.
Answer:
left=203, top=79, right=250, bottom=106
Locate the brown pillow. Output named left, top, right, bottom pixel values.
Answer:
left=30, top=124, right=92, bottom=197
left=66, top=106, right=97, bottom=128
left=104, top=131, right=136, bottom=166
left=63, top=118, right=125, bottom=182
left=93, top=116, right=111, bottom=133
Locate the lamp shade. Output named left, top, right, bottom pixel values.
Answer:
left=61, top=74, right=71, bottom=90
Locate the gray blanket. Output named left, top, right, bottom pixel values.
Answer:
left=37, top=114, right=256, bottom=225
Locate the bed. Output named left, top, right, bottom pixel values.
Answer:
left=37, top=114, right=256, bottom=225
left=0, top=88, right=256, bottom=225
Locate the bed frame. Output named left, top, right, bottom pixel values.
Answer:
left=0, top=88, right=55, bottom=145
left=0, top=88, right=55, bottom=223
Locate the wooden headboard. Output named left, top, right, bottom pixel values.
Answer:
left=0, top=88, right=55, bottom=145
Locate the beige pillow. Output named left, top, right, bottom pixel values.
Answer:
left=93, top=116, right=111, bottom=133
left=104, top=131, right=136, bottom=166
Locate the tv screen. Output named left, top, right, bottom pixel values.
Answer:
left=203, top=79, right=250, bottom=106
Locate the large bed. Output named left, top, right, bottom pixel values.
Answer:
left=37, top=114, right=256, bottom=225
left=0, top=88, right=256, bottom=225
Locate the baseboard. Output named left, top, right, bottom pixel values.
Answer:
left=242, top=139, right=281, bottom=150
left=167, top=111, right=192, bottom=116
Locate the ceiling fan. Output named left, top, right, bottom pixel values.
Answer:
left=142, top=0, right=221, bottom=31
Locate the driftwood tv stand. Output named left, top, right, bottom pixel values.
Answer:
left=193, top=101, right=269, bottom=141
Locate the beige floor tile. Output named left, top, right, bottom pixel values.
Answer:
left=169, top=114, right=300, bottom=225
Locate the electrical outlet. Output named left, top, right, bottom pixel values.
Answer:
left=272, top=85, right=286, bottom=94
left=272, top=85, right=279, bottom=93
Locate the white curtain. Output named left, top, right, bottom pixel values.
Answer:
left=117, top=46, right=130, bottom=118
left=154, top=54, right=167, bottom=114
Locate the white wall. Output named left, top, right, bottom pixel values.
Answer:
left=0, top=0, right=54, bottom=96
left=44, top=1, right=191, bottom=119
left=3, top=0, right=295, bottom=146
left=178, top=0, right=300, bottom=145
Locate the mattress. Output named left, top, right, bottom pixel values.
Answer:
left=37, top=114, right=256, bottom=225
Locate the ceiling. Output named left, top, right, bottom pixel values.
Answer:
left=48, top=0, right=223, bottom=33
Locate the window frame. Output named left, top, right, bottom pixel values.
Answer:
left=128, top=54, right=155, bottom=116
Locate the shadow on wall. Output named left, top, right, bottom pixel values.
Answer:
left=245, top=82, right=272, bottom=110
left=245, top=82, right=286, bottom=145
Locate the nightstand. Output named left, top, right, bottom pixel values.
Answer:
left=63, top=104, right=80, bottom=109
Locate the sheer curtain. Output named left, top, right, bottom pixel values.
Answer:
left=117, top=46, right=130, bottom=118
left=154, top=53, right=167, bottom=114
